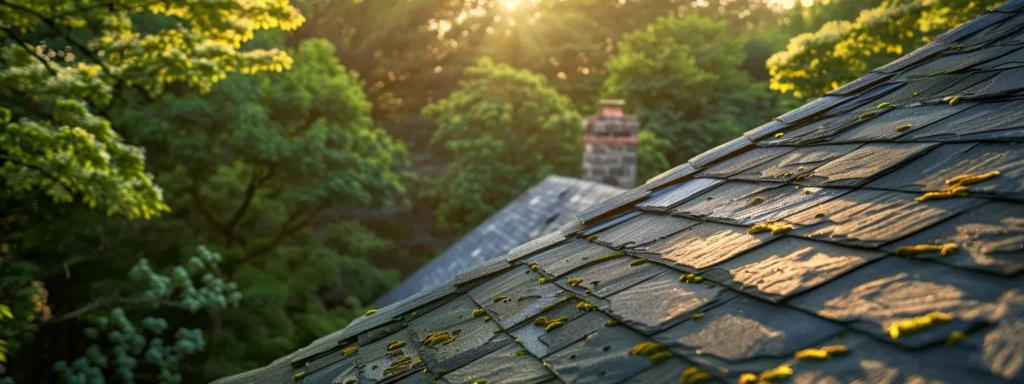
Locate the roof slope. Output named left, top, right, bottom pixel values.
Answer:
left=374, top=175, right=625, bottom=307
left=215, top=3, right=1024, bottom=383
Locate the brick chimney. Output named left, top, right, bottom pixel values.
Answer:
left=581, top=100, right=638, bottom=188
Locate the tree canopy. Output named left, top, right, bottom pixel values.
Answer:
left=422, top=58, right=582, bottom=233
left=768, top=0, right=1003, bottom=99
left=602, top=15, right=791, bottom=169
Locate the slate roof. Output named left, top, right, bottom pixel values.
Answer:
left=374, top=175, right=625, bottom=308
left=214, top=4, right=1024, bottom=383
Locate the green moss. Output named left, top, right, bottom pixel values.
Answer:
left=472, top=309, right=486, bottom=317
left=493, top=295, right=508, bottom=303
left=586, top=234, right=599, bottom=242
left=567, top=277, right=583, bottom=286
left=293, top=371, right=306, bottom=381
left=649, top=351, right=673, bottom=364
left=947, top=330, right=967, bottom=345
left=516, top=349, right=529, bottom=356
left=691, top=312, right=704, bottom=320
left=628, top=342, right=664, bottom=356
left=537, top=277, right=550, bottom=284
left=629, top=258, right=649, bottom=266
left=876, top=101, right=890, bottom=109
left=895, top=123, right=912, bottom=132
left=529, top=263, right=539, bottom=271
left=544, top=320, right=565, bottom=332
left=576, top=301, right=596, bottom=311
left=387, top=341, right=406, bottom=351
left=605, top=319, right=620, bottom=327
left=365, top=309, right=378, bottom=316
left=341, top=345, right=359, bottom=357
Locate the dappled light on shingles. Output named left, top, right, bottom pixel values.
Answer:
left=729, top=246, right=865, bottom=297
left=679, top=314, right=785, bottom=361
left=818, top=273, right=974, bottom=324
left=959, top=217, right=1024, bottom=267
left=984, top=318, right=1024, bottom=380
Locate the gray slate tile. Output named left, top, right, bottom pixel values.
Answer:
left=641, top=222, right=779, bottom=270
left=605, top=271, right=735, bottom=334
left=544, top=326, right=658, bottom=383
left=786, top=189, right=985, bottom=248
left=830, top=104, right=971, bottom=143
left=882, top=201, right=1024, bottom=275
left=900, top=99, right=1024, bottom=142
left=789, top=257, right=1021, bottom=348
left=636, top=178, right=724, bottom=212
left=675, top=182, right=849, bottom=226
left=868, top=142, right=1024, bottom=200
left=696, top=147, right=795, bottom=178
left=703, top=237, right=886, bottom=302
left=591, top=214, right=698, bottom=249
left=731, top=144, right=861, bottom=182
left=800, top=143, right=937, bottom=187
left=653, top=296, right=843, bottom=380
left=524, top=239, right=622, bottom=278
left=437, top=342, right=553, bottom=384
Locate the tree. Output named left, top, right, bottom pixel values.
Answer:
left=422, top=58, right=582, bottom=233
left=113, top=38, right=409, bottom=379
left=0, top=0, right=306, bottom=382
left=767, top=0, right=1002, bottom=100
left=603, top=15, right=790, bottom=166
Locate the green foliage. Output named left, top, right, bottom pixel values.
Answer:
left=51, top=247, right=240, bottom=384
left=114, top=38, right=407, bottom=378
left=768, top=0, right=1003, bottom=99
left=422, top=58, right=582, bottom=233
left=637, top=130, right=671, bottom=183
left=603, top=15, right=789, bottom=165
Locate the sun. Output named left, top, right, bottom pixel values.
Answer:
left=503, top=0, right=521, bottom=10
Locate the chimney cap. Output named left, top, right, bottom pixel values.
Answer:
left=599, top=99, right=626, bottom=107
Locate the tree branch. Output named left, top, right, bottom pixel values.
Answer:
left=188, top=170, right=226, bottom=231
left=222, top=165, right=275, bottom=246
left=242, top=203, right=327, bottom=263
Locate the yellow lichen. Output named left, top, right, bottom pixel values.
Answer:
left=630, top=258, right=649, bottom=266
left=737, top=372, right=759, bottom=384
left=649, top=351, right=673, bottom=364
left=895, top=123, right=912, bottom=132
left=945, top=171, right=1000, bottom=186
left=293, top=371, right=305, bottom=381
left=533, top=316, right=549, bottom=326
left=473, top=380, right=488, bottom=384
left=605, top=319, right=620, bottom=327
left=413, top=359, right=425, bottom=368
left=576, top=301, right=596, bottom=311
left=586, top=234, right=599, bottom=242
left=567, top=277, right=583, bottom=287
left=774, top=132, right=785, bottom=138
left=682, top=367, right=712, bottom=384
left=915, top=185, right=970, bottom=202
left=544, top=320, right=565, bottom=332
left=529, top=263, right=539, bottom=271
left=538, top=277, right=550, bottom=284
left=628, top=342, right=664, bottom=356
left=341, top=345, right=359, bottom=357
left=472, top=309, right=486, bottom=317
left=679, top=273, right=704, bottom=284
left=889, top=312, right=954, bottom=339
left=758, top=365, right=794, bottom=382
left=795, top=345, right=851, bottom=360
left=516, top=349, right=529, bottom=356
left=821, top=345, right=850, bottom=356
left=947, top=330, right=967, bottom=345
left=344, top=379, right=356, bottom=384
left=691, top=312, right=704, bottom=320
left=795, top=348, right=829, bottom=360
left=748, top=197, right=765, bottom=205
left=896, top=243, right=959, bottom=257
left=949, top=95, right=961, bottom=105
left=387, top=341, right=405, bottom=351
left=391, top=355, right=412, bottom=367
left=858, top=111, right=877, bottom=120
left=452, top=328, right=462, bottom=335
left=484, top=315, right=491, bottom=322
left=422, top=331, right=452, bottom=346
left=493, top=295, right=508, bottom=303
left=876, top=101, right=891, bottom=109
left=747, top=222, right=794, bottom=235
left=365, top=309, right=378, bottom=316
